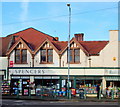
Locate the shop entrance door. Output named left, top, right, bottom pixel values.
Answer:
left=10, top=79, right=19, bottom=95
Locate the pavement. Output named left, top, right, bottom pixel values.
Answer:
left=2, top=95, right=120, bottom=102
left=1, top=99, right=120, bottom=107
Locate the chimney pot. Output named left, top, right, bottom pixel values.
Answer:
left=74, top=33, right=84, bottom=41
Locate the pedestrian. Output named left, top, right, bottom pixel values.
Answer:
left=96, top=84, right=100, bottom=99
left=107, top=86, right=112, bottom=98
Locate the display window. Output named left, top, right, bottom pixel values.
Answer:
left=2, top=80, right=10, bottom=95
left=76, top=79, right=102, bottom=94
left=22, top=79, right=30, bottom=96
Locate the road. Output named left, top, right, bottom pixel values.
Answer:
left=1, top=99, right=120, bottom=107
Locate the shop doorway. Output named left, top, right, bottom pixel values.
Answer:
left=10, top=79, right=19, bottom=95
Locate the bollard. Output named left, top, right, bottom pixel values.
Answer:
left=17, top=88, right=19, bottom=99
left=67, top=90, right=71, bottom=99
left=99, top=88, right=101, bottom=100
left=84, top=88, right=86, bottom=99
left=40, top=89, right=42, bottom=99
left=111, top=89, right=114, bottom=100
left=29, top=88, right=31, bottom=99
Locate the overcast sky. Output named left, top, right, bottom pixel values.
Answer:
left=1, top=2, right=118, bottom=41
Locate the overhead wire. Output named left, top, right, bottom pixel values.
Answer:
left=2, top=6, right=118, bottom=26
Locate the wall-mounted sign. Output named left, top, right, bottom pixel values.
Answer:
left=9, top=61, right=14, bottom=67
left=105, top=69, right=119, bottom=75
left=113, top=57, right=116, bottom=61
left=9, top=68, right=119, bottom=76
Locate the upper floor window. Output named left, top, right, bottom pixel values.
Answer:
left=41, top=49, right=53, bottom=63
left=15, top=49, right=27, bottom=64
left=69, top=49, right=80, bottom=63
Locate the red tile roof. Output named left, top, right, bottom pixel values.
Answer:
left=79, top=41, right=109, bottom=55
left=0, top=36, right=12, bottom=56
left=1, top=27, right=109, bottom=56
left=7, top=27, right=56, bottom=51
left=52, top=41, right=68, bottom=52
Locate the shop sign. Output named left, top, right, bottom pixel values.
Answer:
left=10, top=69, right=45, bottom=75
left=105, top=69, right=119, bottom=75
left=9, top=61, right=14, bottom=67
left=9, top=68, right=119, bottom=76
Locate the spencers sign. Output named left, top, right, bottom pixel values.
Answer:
left=9, top=69, right=49, bottom=75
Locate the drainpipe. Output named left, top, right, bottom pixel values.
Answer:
left=88, top=55, right=91, bottom=67
left=7, top=55, right=10, bottom=80
left=32, top=54, right=34, bottom=67
left=59, top=54, right=62, bottom=67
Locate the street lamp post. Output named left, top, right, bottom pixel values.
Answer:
left=67, top=3, right=71, bottom=99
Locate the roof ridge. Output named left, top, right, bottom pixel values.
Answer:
left=52, top=41, right=67, bottom=43
left=7, top=27, right=33, bottom=37
left=79, top=41, right=109, bottom=42
left=6, top=27, right=54, bottom=39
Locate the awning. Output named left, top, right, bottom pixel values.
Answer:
left=105, top=77, right=120, bottom=81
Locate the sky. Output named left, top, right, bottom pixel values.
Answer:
left=1, top=2, right=119, bottom=41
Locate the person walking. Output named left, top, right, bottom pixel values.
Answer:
left=107, top=86, right=112, bottom=98
left=96, top=84, right=100, bottom=99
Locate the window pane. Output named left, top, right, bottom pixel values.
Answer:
left=48, top=56, right=53, bottom=62
left=48, top=49, right=53, bottom=55
left=41, top=50, right=46, bottom=62
left=75, top=49, right=80, bottom=62
left=41, top=50, right=46, bottom=55
left=70, top=55, right=72, bottom=62
left=69, top=49, right=73, bottom=62
left=75, top=56, right=80, bottom=62
left=48, top=49, right=53, bottom=62
left=75, top=49, right=80, bottom=55
left=22, top=50, right=27, bottom=63
left=70, top=50, right=72, bottom=55
left=15, top=50, right=20, bottom=63
left=41, top=56, right=46, bottom=61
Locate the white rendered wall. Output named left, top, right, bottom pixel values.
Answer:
left=9, top=50, right=32, bottom=67
left=118, top=41, right=120, bottom=67
left=0, top=57, right=7, bottom=69
left=100, top=31, right=119, bottom=67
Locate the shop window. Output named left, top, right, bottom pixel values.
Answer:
left=68, top=49, right=80, bottom=63
left=41, top=49, right=53, bottom=63
left=15, top=49, right=27, bottom=64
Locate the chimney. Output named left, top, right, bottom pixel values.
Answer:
left=74, top=33, right=84, bottom=41
left=109, top=30, right=119, bottom=42
left=54, top=37, right=59, bottom=41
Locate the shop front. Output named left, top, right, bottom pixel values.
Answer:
left=7, top=67, right=120, bottom=98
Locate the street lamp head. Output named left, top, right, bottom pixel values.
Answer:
left=67, top=3, right=70, bottom=7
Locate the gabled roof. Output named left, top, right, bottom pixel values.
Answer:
left=1, top=27, right=109, bottom=56
left=79, top=41, right=109, bottom=55
left=7, top=27, right=56, bottom=51
left=6, top=37, right=33, bottom=55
